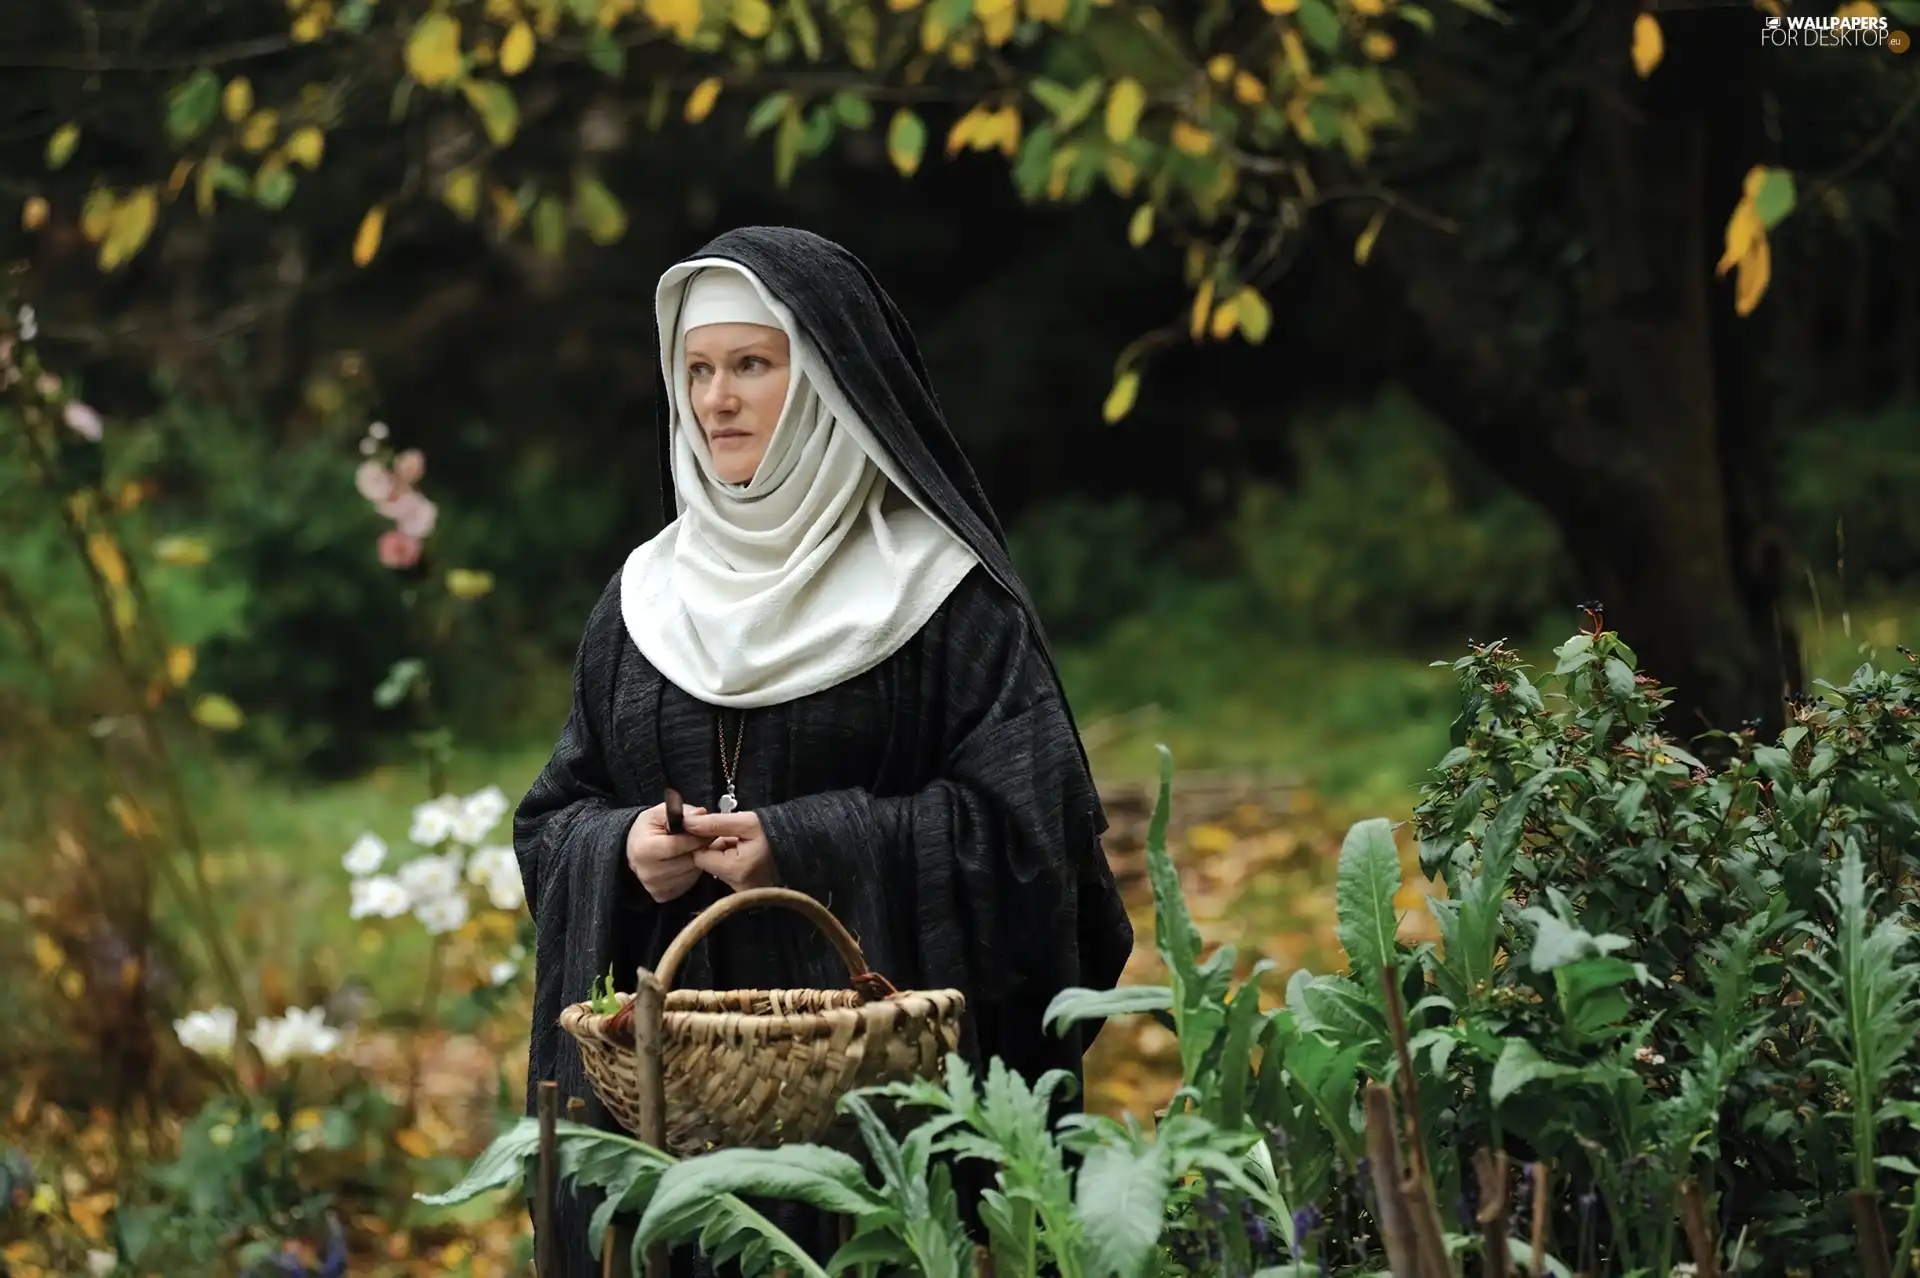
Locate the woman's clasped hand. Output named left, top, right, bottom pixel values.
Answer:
left=625, top=802, right=779, bottom=900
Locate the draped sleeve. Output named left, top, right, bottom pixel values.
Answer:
left=754, top=569, right=1133, bottom=1072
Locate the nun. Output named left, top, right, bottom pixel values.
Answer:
left=513, top=226, right=1135, bottom=1275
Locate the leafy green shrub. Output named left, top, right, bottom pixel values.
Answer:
left=432, top=619, right=1920, bottom=1276
left=1008, top=494, right=1188, bottom=646
left=1781, top=400, right=1920, bottom=595
left=1233, top=391, right=1569, bottom=646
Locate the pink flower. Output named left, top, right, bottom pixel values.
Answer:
left=378, top=490, right=438, bottom=539
left=63, top=401, right=103, bottom=441
left=355, top=460, right=395, bottom=503
left=377, top=530, right=422, bottom=570
left=392, top=448, right=426, bottom=486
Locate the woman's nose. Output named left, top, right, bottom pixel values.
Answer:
left=698, top=371, right=736, bottom=413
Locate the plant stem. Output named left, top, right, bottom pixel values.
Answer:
left=1893, top=1186, right=1920, bottom=1278
left=404, top=931, right=448, bottom=1123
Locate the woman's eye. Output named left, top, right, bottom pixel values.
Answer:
left=688, top=363, right=711, bottom=378
left=739, top=356, right=767, bottom=372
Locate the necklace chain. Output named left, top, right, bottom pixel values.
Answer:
left=717, top=710, right=745, bottom=811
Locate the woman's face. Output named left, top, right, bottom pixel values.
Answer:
left=684, top=323, right=791, bottom=484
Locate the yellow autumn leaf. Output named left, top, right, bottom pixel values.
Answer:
left=394, top=1127, right=436, bottom=1159
left=33, top=934, right=62, bottom=976
left=1189, top=277, right=1216, bottom=340
left=222, top=77, right=254, bottom=122
left=240, top=109, right=279, bottom=153
left=80, top=189, right=114, bottom=241
left=1354, top=208, right=1386, bottom=264
left=1724, top=224, right=1772, bottom=317
left=646, top=0, right=702, bottom=39
left=1351, top=0, right=1386, bottom=12
left=685, top=76, right=723, bottom=123
left=446, top=568, right=496, bottom=599
left=982, top=3, right=1017, bottom=46
left=1262, top=0, right=1299, bottom=12
left=1170, top=120, right=1213, bottom=156
left=1102, top=369, right=1140, bottom=423
left=1716, top=200, right=1761, bottom=276
left=1105, top=153, right=1139, bottom=196
left=286, top=126, right=326, bottom=168
left=1186, top=822, right=1236, bottom=856
left=406, top=13, right=465, bottom=87
left=99, top=186, right=157, bottom=270
left=1834, top=0, right=1879, bottom=17
left=1127, top=203, right=1154, bottom=247
left=490, top=184, right=524, bottom=231
left=167, top=158, right=194, bottom=198
left=1208, top=298, right=1240, bottom=341
left=1233, top=70, right=1267, bottom=105
left=1105, top=78, right=1146, bottom=142
left=46, top=123, right=81, bottom=169
left=1046, top=147, right=1078, bottom=200
left=889, top=0, right=923, bottom=11
left=732, top=0, right=773, bottom=36
left=166, top=645, right=196, bottom=686
left=1362, top=30, right=1396, bottom=60
left=443, top=168, right=481, bottom=220
left=1206, top=54, right=1234, bottom=83
left=500, top=20, right=536, bottom=75
left=68, top=1192, right=116, bottom=1241
left=987, top=105, right=1022, bottom=158
left=291, top=7, right=328, bottom=42
left=353, top=205, right=385, bottom=266
left=946, top=106, right=989, bottom=155
left=155, top=535, right=212, bottom=566
left=1025, top=0, right=1067, bottom=19
left=1631, top=11, right=1663, bottom=79
left=192, top=694, right=245, bottom=732
left=22, top=196, right=49, bottom=231
left=1235, top=286, right=1273, bottom=343
left=573, top=171, right=628, bottom=245
left=920, top=3, right=950, bottom=52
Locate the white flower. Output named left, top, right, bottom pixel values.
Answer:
left=172, top=1006, right=238, bottom=1059
left=17, top=305, right=37, bottom=341
left=486, top=872, right=526, bottom=913
left=465, top=783, right=510, bottom=824
left=342, top=832, right=387, bottom=877
left=249, top=1007, right=343, bottom=1069
left=489, top=960, right=519, bottom=986
left=466, top=844, right=516, bottom=887
left=87, top=1250, right=116, bottom=1277
left=349, top=875, right=411, bottom=920
left=398, top=852, right=461, bottom=904
left=414, top=892, right=469, bottom=936
left=408, top=795, right=460, bottom=847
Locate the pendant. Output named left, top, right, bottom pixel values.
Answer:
left=719, top=786, right=739, bottom=814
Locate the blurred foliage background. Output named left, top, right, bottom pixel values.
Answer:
left=1, top=0, right=1918, bottom=1271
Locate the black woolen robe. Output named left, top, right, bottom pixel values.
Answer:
left=512, top=227, right=1134, bottom=1276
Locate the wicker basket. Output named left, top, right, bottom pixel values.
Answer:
left=559, top=886, right=965, bottom=1156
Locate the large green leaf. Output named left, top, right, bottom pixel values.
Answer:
left=1147, top=744, right=1201, bottom=975
left=1334, top=817, right=1402, bottom=987
left=415, top=1115, right=540, bottom=1205
left=1490, top=1038, right=1574, bottom=1105
left=1043, top=984, right=1172, bottom=1034
left=1073, top=1145, right=1169, bottom=1277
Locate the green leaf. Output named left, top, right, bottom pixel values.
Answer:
left=1043, top=984, right=1172, bottom=1033
left=586, top=27, right=627, bottom=75
left=830, top=91, right=873, bottom=129
left=415, top=1116, right=539, bottom=1204
left=1074, top=1145, right=1169, bottom=1276
left=1614, top=778, right=1647, bottom=827
left=167, top=70, right=222, bottom=144
left=1146, top=745, right=1203, bottom=976
left=1398, top=3, right=1436, bottom=31
left=1335, top=817, right=1402, bottom=987
left=774, top=107, right=804, bottom=186
left=1296, top=0, right=1342, bottom=52
left=1490, top=1038, right=1573, bottom=1105
left=1552, top=633, right=1594, bottom=674
left=1553, top=956, right=1641, bottom=1040
left=1752, top=167, right=1796, bottom=229
left=1446, top=0, right=1511, bottom=21
left=748, top=90, right=795, bottom=138
left=1604, top=656, right=1636, bottom=698
left=531, top=195, right=566, bottom=256
left=1032, top=76, right=1104, bottom=131
left=572, top=171, right=628, bottom=245
left=636, top=1150, right=859, bottom=1278
left=886, top=108, right=927, bottom=177
left=336, top=0, right=374, bottom=32
left=460, top=79, right=521, bottom=146
left=1522, top=907, right=1631, bottom=972
left=253, top=166, right=297, bottom=210
left=788, top=0, right=824, bottom=61
left=1884, top=0, right=1920, bottom=19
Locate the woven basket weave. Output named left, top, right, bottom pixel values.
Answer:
left=560, top=886, right=965, bottom=1156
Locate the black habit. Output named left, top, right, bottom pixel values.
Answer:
left=512, top=227, right=1135, bottom=1276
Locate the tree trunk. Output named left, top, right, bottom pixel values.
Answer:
left=1381, top=2, right=1800, bottom=742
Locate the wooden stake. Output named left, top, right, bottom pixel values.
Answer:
left=1473, top=1148, right=1512, bottom=1278
left=536, top=1081, right=561, bottom=1278
left=635, top=968, right=669, bottom=1278
left=1530, top=1162, right=1550, bottom=1277
left=1364, top=1084, right=1419, bottom=1277
left=1677, top=1177, right=1721, bottom=1278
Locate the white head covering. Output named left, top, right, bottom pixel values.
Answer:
left=620, top=260, right=980, bottom=707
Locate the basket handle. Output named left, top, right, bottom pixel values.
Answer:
left=652, top=886, right=900, bottom=1001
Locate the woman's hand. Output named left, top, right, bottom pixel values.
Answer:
left=626, top=802, right=711, bottom=903
left=682, top=811, right=780, bottom=893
